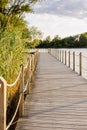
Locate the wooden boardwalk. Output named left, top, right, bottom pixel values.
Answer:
left=16, top=53, right=87, bottom=130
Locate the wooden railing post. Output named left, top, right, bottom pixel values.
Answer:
left=58, top=50, right=60, bottom=61
left=58, top=50, right=59, bottom=60
left=48, top=49, right=49, bottom=53
left=19, top=64, right=24, bottom=117
left=54, top=49, right=55, bottom=57
left=61, top=50, right=62, bottom=62
left=34, top=53, right=37, bottom=69
left=31, top=54, right=35, bottom=73
left=56, top=50, right=58, bottom=60
left=65, top=51, right=67, bottom=65
left=0, top=77, right=6, bottom=130
left=55, top=49, right=57, bottom=58
left=62, top=50, right=64, bottom=63
left=57, top=50, right=59, bottom=60
left=55, top=49, right=56, bottom=57
left=79, top=52, right=82, bottom=76
left=68, top=51, right=70, bottom=67
left=53, top=49, right=54, bottom=56
left=73, top=52, right=75, bottom=71
left=29, top=57, right=32, bottom=82
left=27, top=58, right=31, bottom=94
left=31, top=54, right=35, bottom=82
left=60, top=50, right=61, bottom=62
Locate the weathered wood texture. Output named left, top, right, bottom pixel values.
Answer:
left=16, top=53, right=87, bottom=130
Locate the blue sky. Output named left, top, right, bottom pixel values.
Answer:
left=25, top=0, right=87, bottom=38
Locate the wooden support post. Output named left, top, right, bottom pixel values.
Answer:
left=73, top=52, right=75, bottom=71
left=59, top=50, right=60, bottom=61
left=31, top=54, right=34, bottom=82
left=48, top=49, right=49, bottom=54
left=62, top=50, right=64, bottom=63
left=48, top=49, right=49, bottom=53
left=0, top=77, right=6, bottom=130
left=54, top=49, right=55, bottom=57
left=50, top=49, right=52, bottom=55
left=68, top=51, right=70, bottom=67
left=53, top=49, right=54, bottom=56
left=50, top=49, right=51, bottom=54
left=59, top=50, right=61, bottom=61
left=60, top=50, right=61, bottom=62
left=32, top=54, right=35, bottom=72
left=56, top=50, right=57, bottom=59
left=55, top=49, right=57, bottom=58
left=79, top=52, right=82, bottom=76
left=55, top=49, right=56, bottom=58
left=34, top=53, right=36, bottom=69
left=61, top=50, right=62, bottom=62
left=65, top=51, right=67, bottom=65
left=19, top=64, right=24, bottom=117
left=58, top=50, right=59, bottom=60
left=29, top=57, right=32, bottom=82
left=57, top=50, right=58, bottom=60
left=51, top=49, right=54, bottom=56
left=27, top=58, right=30, bottom=94
left=51, top=49, right=52, bottom=55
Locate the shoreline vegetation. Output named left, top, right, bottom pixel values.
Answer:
left=35, top=32, right=87, bottom=48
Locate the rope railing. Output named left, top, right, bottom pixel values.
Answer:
left=6, top=94, right=22, bottom=130
left=6, top=70, right=21, bottom=106
left=48, top=49, right=87, bottom=78
left=7, top=70, right=21, bottom=88
left=0, top=51, right=39, bottom=130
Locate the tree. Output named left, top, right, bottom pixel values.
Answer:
left=22, top=26, right=43, bottom=48
left=0, top=0, right=41, bottom=28
left=79, top=33, right=87, bottom=47
left=51, top=35, right=61, bottom=48
left=29, top=26, right=43, bottom=40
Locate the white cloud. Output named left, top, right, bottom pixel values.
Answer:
left=25, top=13, right=87, bottom=38
left=33, top=0, right=87, bottom=18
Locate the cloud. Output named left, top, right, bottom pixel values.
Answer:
left=33, top=0, right=87, bottom=18
left=25, top=13, right=87, bottom=38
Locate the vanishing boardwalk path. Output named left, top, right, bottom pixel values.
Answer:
left=16, top=53, right=87, bottom=130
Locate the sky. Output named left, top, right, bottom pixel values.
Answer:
left=25, top=0, right=87, bottom=39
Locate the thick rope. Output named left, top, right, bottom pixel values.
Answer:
left=6, top=94, right=22, bottom=130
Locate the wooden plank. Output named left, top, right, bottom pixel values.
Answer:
left=16, top=53, right=87, bottom=130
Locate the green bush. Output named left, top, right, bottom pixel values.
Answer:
left=0, top=27, right=25, bottom=83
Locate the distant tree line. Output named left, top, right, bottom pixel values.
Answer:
left=32, top=32, right=87, bottom=48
